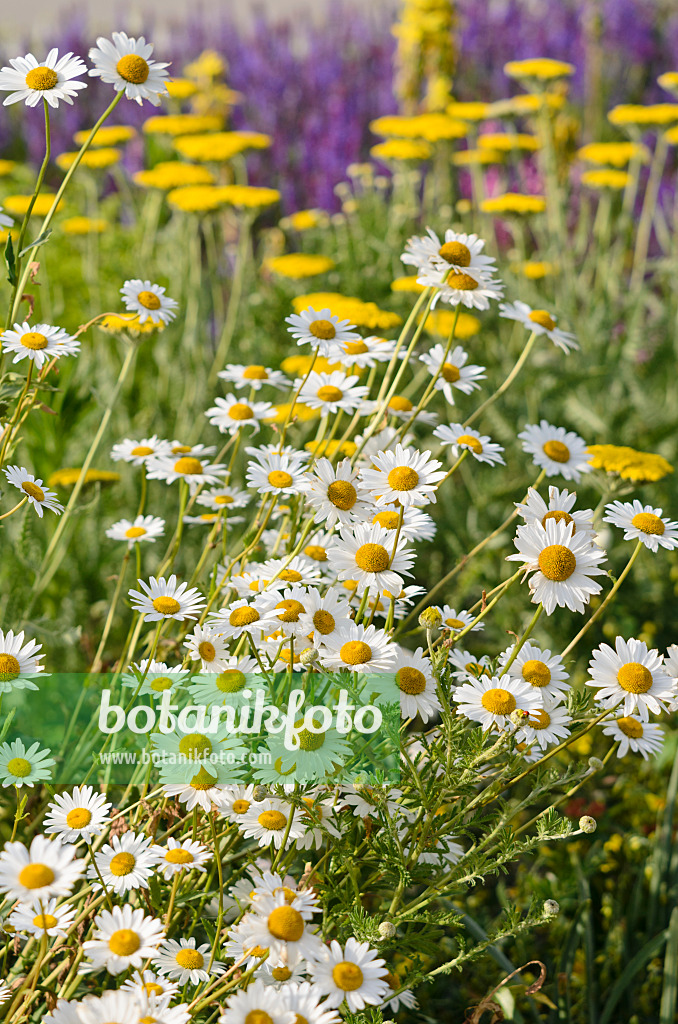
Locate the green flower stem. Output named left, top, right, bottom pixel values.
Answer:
left=630, top=131, right=669, bottom=291
left=90, top=548, right=132, bottom=672
left=502, top=604, right=544, bottom=673
left=209, top=212, right=253, bottom=386
left=395, top=304, right=460, bottom=439
left=463, top=330, right=538, bottom=428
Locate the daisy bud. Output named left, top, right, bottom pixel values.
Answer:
left=253, top=785, right=269, bottom=802
left=378, top=921, right=397, bottom=939
left=300, top=646, right=319, bottom=666
left=419, top=607, right=442, bottom=629
left=588, top=756, right=604, bottom=772
left=543, top=899, right=560, bottom=916
left=579, top=815, right=597, bottom=834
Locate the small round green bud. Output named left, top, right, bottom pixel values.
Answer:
left=579, top=815, right=597, bottom=834
left=419, top=607, right=443, bottom=629
left=378, top=921, right=397, bottom=939
left=544, top=899, right=560, bottom=916
left=300, top=647, right=319, bottom=666
left=252, top=785, right=269, bottom=802
left=588, top=756, right=604, bottom=772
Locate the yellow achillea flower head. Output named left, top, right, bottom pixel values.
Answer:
left=184, top=50, right=226, bottom=80
left=0, top=159, right=16, bottom=176
left=134, top=162, right=215, bottom=190
left=370, top=113, right=467, bottom=142
left=608, top=103, right=678, bottom=126
left=504, top=58, right=575, bottom=81
left=165, top=77, right=198, bottom=99
left=391, top=275, right=425, bottom=293
left=279, top=209, right=329, bottom=232
left=265, top=254, right=335, bottom=279
left=174, top=131, right=271, bottom=162
left=587, top=444, right=673, bottom=482
left=73, top=125, right=136, bottom=148
left=291, top=292, right=402, bottom=330
left=509, top=260, right=556, bottom=279
left=452, top=148, right=503, bottom=166
left=99, top=314, right=165, bottom=336
left=61, top=216, right=107, bottom=235
left=489, top=93, right=566, bottom=117
left=480, top=192, right=546, bottom=214
left=166, top=185, right=231, bottom=213
left=658, top=71, right=678, bottom=96
left=48, top=468, right=121, bottom=488
left=3, top=194, right=61, bottom=217
left=56, top=148, right=120, bottom=171
left=478, top=132, right=539, bottom=152
left=266, top=402, right=321, bottom=424
left=142, top=114, right=223, bottom=136
left=217, top=185, right=280, bottom=209
left=577, top=141, right=650, bottom=166
left=370, top=139, right=432, bottom=162
left=304, top=439, right=357, bottom=458
left=446, top=101, right=490, bottom=121
left=419, top=309, right=481, bottom=340
left=581, top=169, right=631, bottom=190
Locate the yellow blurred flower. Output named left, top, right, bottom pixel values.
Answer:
left=0, top=160, right=16, bottom=176
left=510, top=259, right=556, bottom=279
left=184, top=50, right=226, bottom=80
left=390, top=275, right=425, bottom=293
left=166, top=185, right=232, bottom=213
left=587, top=444, right=673, bottom=482
left=504, top=58, right=575, bottom=81
left=73, top=125, right=136, bottom=147
left=419, top=309, right=481, bottom=339
left=134, top=162, right=215, bottom=190
left=664, top=125, right=678, bottom=145
left=99, top=314, right=164, bottom=336
left=480, top=192, right=546, bottom=214
left=489, top=93, right=566, bottom=117
left=577, top=141, right=650, bottom=166
left=292, top=291, right=402, bottom=330
left=581, top=168, right=631, bottom=190
left=174, top=131, right=271, bottom=163
left=143, top=114, right=223, bottom=136
left=266, top=402, right=321, bottom=424
left=165, top=77, right=199, bottom=100
left=3, top=194, right=61, bottom=217
left=265, top=253, right=335, bottom=279
left=61, top=216, right=107, bottom=235
left=370, top=113, right=467, bottom=141
left=608, top=103, right=678, bottom=126
left=280, top=354, right=346, bottom=376
left=279, top=209, right=329, bottom=232
left=56, top=148, right=120, bottom=171
left=478, top=132, right=539, bottom=151
left=371, top=139, right=432, bottom=161
left=48, top=468, right=120, bottom=487
left=658, top=71, right=678, bottom=95
left=217, top=185, right=280, bottom=209
left=446, top=101, right=490, bottom=121
left=452, top=148, right=503, bottom=165
left=305, top=438, right=357, bottom=458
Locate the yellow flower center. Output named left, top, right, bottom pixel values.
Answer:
left=388, top=395, right=413, bottom=412
left=228, top=403, right=254, bottom=420
left=116, top=54, right=150, bottom=84
left=372, top=510, right=400, bottom=529
left=232, top=799, right=250, bottom=814
left=344, top=340, right=368, bottom=355
left=152, top=596, right=181, bottom=615
left=214, top=495, right=234, bottom=504
left=229, top=606, right=260, bottom=627
left=387, top=466, right=419, bottom=490
left=456, top=434, right=483, bottom=454
left=441, top=363, right=461, bottom=383
left=243, top=365, right=268, bottom=379
left=20, top=331, right=48, bottom=350
left=245, top=944, right=269, bottom=958
left=447, top=271, right=478, bottom=290
left=18, top=863, right=54, bottom=888
left=66, top=808, right=92, bottom=829
left=258, top=809, right=287, bottom=830
left=276, top=599, right=305, bottom=622
left=445, top=617, right=465, bottom=629
left=438, top=241, right=472, bottom=266
left=143, top=983, right=165, bottom=997
left=174, top=457, right=204, bottom=475
left=308, top=319, right=336, bottom=340
left=109, top=851, right=137, bottom=876
left=173, top=445, right=192, bottom=454
left=317, top=385, right=344, bottom=402
left=0, top=653, right=21, bottom=681
left=272, top=966, right=293, bottom=981
left=617, top=716, right=644, bottom=738
left=178, top=733, right=212, bottom=758
left=538, top=544, right=576, bottom=581
left=268, top=470, right=293, bottom=488
left=327, top=479, right=357, bottom=509
left=131, top=445, right=154, bottom=456
left=7, top=757, right=32, bottom=777
left=332, top=961, right=364, bottom=991
left=267, top=906, right=304, bottom=941
left=279, top=569, right=303, bottom=582
left=355, top=543, right=390, bottom=572
left=631, top=512, right=665, bottom=536
left=189, top=766, right=218, bottom=789
left=542, top=440, right=570, bottom=463
left=175, top=948, right=204, bottom=970
left=616, top=662, right=653, bottom=693
left=150, top=676, right=173, bottom=691
left=165, top=848, right=194, bottom=864
left=339, top=640, right=372, bottom=665
left=542, top=510, right=574, bottom=532
left=521, top=660, right=551, bottom=687
left=137, top=290, right=161, bottom=310
left=109, top=928, right=141, bottom=956
left=396, top=666, right=427, bottom=694
left=21, top=480, right=46, bottom=501
left=245, top=1013, right=274, bottom=1024
left=216, top=669, right=246, bottom=692
left=125, top=526, right=147, bottom=538
left=304, top=544, right=327, bottom=560
left=481, top=688, right=516, bottom=715
left=198, top=641, right=216, bottom=662
left=25, top=66, right=59, bottom=90
left=528, top=309, right=556, bottom=331
left=313, top=609, right=335, bottom=634
left=529, top=709, right=551, bottom=730
left=33, top=913, right=58, bottom=929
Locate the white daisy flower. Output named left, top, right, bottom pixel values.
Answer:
left=0, top=628, right=46, bottom=693
left=602, top=715, right=664, bottom=759
left=341, top=784, right=409, bottom=819
left=218, top=363, right=290, bottom=391
left=507, top=518, right=607, bottom=614
left=257, top=555, right=327, bottom=588
left=145, top=453, right=227, bottom=490
left=268, top=587, right=314, bottom=637
left=183, top=624, right=232, bottom=672
left=297, top=528, right=336, bottom=565
left=9, top=897, right=75, bottom=939
left=603, top=499, right=678, bottom=552
left=330, top=522, right=414, bottom=597
left=88, top=830, right=161, bottom=894
left=447, top=648, right=494, bottom=684
left=297, top=588, right=353, bottom=646
left=516, top=485, right=595, bottom=541
left=285, top=307, right=360, bottom=356
left=295, top=798, right=343, bottom=851
left=239, top=799, right=306, bottom=849
left=499, top=300, right=578, bottom=353
left=76, top=990, right=143, bottom=1024
left=206, top=394, right=275, bottom=435
left=168, top=441, right=217, bottom=458
left=88, top=32, right=170, bottom=106
left=188, top=657, right=259, bottom=707
left=162, top=772, right=233, bottom=813
left=128, top=575, right=205, bottom=621
left=246, top=450, right=308, bottom=497
left=317, top=622, right=397, bottom=674
left=196, top=485, right=251, bottom=511
left=369, top=505, right=437, bottom=541
left=354, top=425, right=415, bottom=464
left=238, top=891, right=324, bottom=963
left=327, top=334, right=397, bottom=368
left=402, top=227, right=498, bottom=284
left=297, top=370, right=368, bottom=413
left=300, top=457, right=371, bottom=528
left=0, top=49, right=87, bottom=107
left=0, top=739, right=54, bottom=787
left=360, top=443, right=446, bottom=509
left=218, top=783, right=260, bottom=825
left=44, top=1000, right=84, bottom=1024
left=43, top=785, right=112, bottom=844
left=433, top=423, right=505, bottom=465
left=136, top=994, right=191, bottom=1024
left=153, top=936, right=225, bottom=984
left=417, top=262, right=504, bottom=310
left=218, top=978, right=296, bottom=1024
left=515, top=697, right=572, bottom=749
left=452, top=673, right=542, bottom=730
left=110, top=435, right=172, bottom=465
left=265, top=718, right=353, bottom=781
left=120, top=278, right=178, bottom=323
left=436, top=605, right=484, bottom=633
left=121, top=659, right=191, bottom=696
left=3, top=466, right=63, bottom=517
left=381, top=645, right=442, bottom=722
left=223, top=567, right=284, bottom=598
left=0, top=835, right=84, bottom=903
left=518, top=420, right=593, bottom=481
left=262, top=970, right=319, bottom=993
left=309, top=937, right=390, bottom=1012
left=209, top=597, right=278, bottom=640
left=120, top=969, right=180, bottom=1003
left=156, top=838, right=211, bottom=880
left=498, top=642, right=570, bottom=701
left=586, top=637, right=675, bottom=720
left=382, top=974, right=419, bottom=1013
left=1, top=322, right=80, bottom=369
left=419, top=343, right=486, bottom=405
left=81, top=905, right=165, bottom=975
left=665, top=644, right=678, bottom=684
left=105, top=514, right=165, bottom=546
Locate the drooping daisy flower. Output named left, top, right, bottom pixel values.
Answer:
left=309, top=937, right=390, bottom=1012
left=43, top=785, right=112, bottom=844
left=285, top=307, right=360, bottom=356
left=121, top=659, right=190, bottom=696
left=0, top=628, right=46, bottom=693
left=105, top=514, right=165, bottom=546
left=515, top=697, right=572, bottom=749
left=88, top=33, right=170, bottom=106
left=402, top=228, right=498, bottom=284
left=328, top=334, right=397, bottom=369
left=218, top=363, right=290, bottom=391
left=360, top=443, right=446, bottom=509
left=300, top=457, right=371, bottom=528
left=238, top=891, right=324, bottom=963
left=587, top=637, right=675, bottom=720
left=330, top=522, right=414, bottom=596
left=88, top=831, right=161, bottom=894
left=603, top=499, right=678, bottom=552
left=1, top=322, right=80, bottom=369
left=239, top=799, right=306, bottom=849
left=419, top=344, right=486, bottom=405
left=0, top=835, right=84, bottom=902
left=507, top=518, right=607, bottom=614
left=206, top=395, right=275, bottom=435
left=0, top=49, right=87, bottom=107
left=155, top=838, right=211, bottom=880
left=433, top=423, right=505, bottom=465
left=218, top=979, right=296, bottom=1024
left=382, top=973, right=419, bottom=1013
left=452, top=673, right=541, bottom=730
left=516, top=485, right=595, bottom=541
left=145, top=453, right=227, bottom=490
left=110, top=435, right=172, bottom=465
left=128, top=575, right=205, bottom=621
left=0, top=739, right=54, bottom=787
left=298, top=370, right=368, bottom=414
left=9, top=897, right=76, bottom=939
left=4, top=466, right=64, bottom=517
left=81, top=905, right=165, bottom=975
left=317, top=622, right=397, bottom=674
left=602, top=715, right=664, bottom=759
left=518, top=421, right=593, bottom=481
left=435, top=605, right=484, bottom=634
left=246, top=449, right=308, bottom=497
left=498, top=642, right=570, bottom=701
left=153, top=936, right=225, bottom=984
left=499, top=300, right=578, bottom=353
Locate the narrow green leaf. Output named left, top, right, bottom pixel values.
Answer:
left=4, top=233, right=16, bottom=285
left=18, top=227, right=52, bottom=259
left=660, top=907, right=678, bottom=1024
left=599, top=929, right=668, bottom=1024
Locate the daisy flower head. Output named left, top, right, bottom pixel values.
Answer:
left=196, top=485, right=251, bottom=511
left=369, top=504, right=437, bottom=542
left=153, top=936, right=225, bottom=984
left=516, top=485, right=595, bottom=541
left=188, top=659, right=259, bottom=709
left=239, top=890, right=324, bottom=963
left=515, top=697, right=572, bottom=750
left=603, top=499, right=678, bottom=552
left=0, top=835, right=84, bottom=902
left=9, top=897, right=76, bottom=939
left=587, top=637, right=675, bottom=720
left=121, top=659, right=190, bottom=696
left=72, top=991, right=142, bottom=1024
left=155, top=837, right=211, bottom=880
left=507, top=517, right=607, bottom=614
left=89, top=33, right=170, bottom=105
left=81, top=905, right=165, bottom=975
left=209, top=596, right=278, bottom=640
left=499, top=300, right=578, bottom=353
left=128, top=575, right=205, bottom=621
left=0, top=628, right=46, bottom=693
left=433, top=423, right=505, bottom=465
left=389, top=645, right=442, bottom=722
left=0, top=739, right=54, bottom=787
left=0, top=49, right=87, bottom=107
left=448, top=648, right=494, bottom=684
left=436, top=605, right=484, bottom=634
left=218, top=979, right=296, bottom=1024
left=120, top=969, right=180, bottom=1003
left=328, top=333, right=397, bottom=368
left=285, top=306, right=360, bottom=356
left=43, top=785, right=112, bottom=844
left=110, top=435, right=172, bottom=465
left=298, top=370, right=368, bottom=414
left=246, top=449, right=307, bottom=497
left=280, top=982, right=342, bottom=1023
left=297, top=587, right=353, bottom=646
left=452, top=673, right=541, bottom=730
left=402, top=227, right=498, bottom=284
left=300, top=457, right=371, bottom=528
left=4, top=466, right=63, bottom=517
left=360, top=443, right=446, bottom=509
left=418, top=344, right=486, bottom=404
left=498, top=642, right=570, bottom=700
left=218, top=363, right=290, bottom=391
left=309, top=937, right=390, bottom=1011
left=417, top=260, right=504, bottom=310
left=518, top=420, right=593, bottom=481
left=317, top=621, right=397, bottom=674
left=105, top=513, right=165, bottom=546
left=1, top=322, right=80, bottom=369
left=162, top=771, right=233, bottom=814
left=218, top=783, right=259, bottom=825
left=265, top=716, right=353, bottom=781
left=183, top=624, right=232, bottom=672
left=205, top=394, right=274, bottom=435
left=330, top=522, right=414, bottom=596
left=602, top=715, right=664, bottom=759
left=88, top=830, right=161, bottom=894
left=373, top=393, right=437, bottom=425
left=120, top=280, right=177, bottom=324
left=239, top=799, right=306, bottom=849
left=145, top=452, right=227, bottom=491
